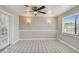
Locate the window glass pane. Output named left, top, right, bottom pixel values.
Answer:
left=76, top=14, right=79, bottom=34
left=63, top=16, right=75, bottom=34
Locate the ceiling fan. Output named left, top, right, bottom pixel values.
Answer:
left=24, top=5, right=46, bottom=16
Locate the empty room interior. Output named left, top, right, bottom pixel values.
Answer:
left=0, top=5, right=79, bottom=53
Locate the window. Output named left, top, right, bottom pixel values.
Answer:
left=62, top=13, right=79, bottom=35
left=0, top=11, right=10, bottom=50
left=76, top=14, right=79, bottom=34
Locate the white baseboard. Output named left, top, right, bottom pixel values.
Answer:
left=20, top=38, right=57, bottom=40
left=11, top=39, right=19, bottom=44
left=59, top=39, right=79, bottom=52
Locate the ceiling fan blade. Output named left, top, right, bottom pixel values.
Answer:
left=24, top=5, right=29, bottom=7
left=37, top=6, right=46, bottom=10
left=24, top=11, right=33, bottom=12
left=38, top=11, right=46, bottom=14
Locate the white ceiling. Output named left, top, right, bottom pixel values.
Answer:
left=5, top=5, right=76, bottom=17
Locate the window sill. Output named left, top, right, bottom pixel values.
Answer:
left=62, top=32, right=79, bottom=39
left=62, top=32, right=79, bottom=35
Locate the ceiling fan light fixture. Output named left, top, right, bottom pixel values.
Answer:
left=34, top=11, right=37, bottom=16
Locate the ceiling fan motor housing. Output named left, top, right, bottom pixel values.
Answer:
left=32, top=7, right=38, bottom=11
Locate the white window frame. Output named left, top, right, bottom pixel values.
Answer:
left=62, top=12, right=79, bottom=35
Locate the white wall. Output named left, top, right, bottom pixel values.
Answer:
left=57, top=6, right=79, bottom=51
left=19, top=16, right=57, bottom=39
left=11, top=16, right=19, bottom=44
left=58, top=33, right=79, bottom=49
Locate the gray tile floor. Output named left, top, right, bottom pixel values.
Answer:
left=2, top=40, right=77, bottom=53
